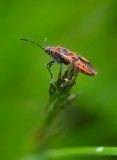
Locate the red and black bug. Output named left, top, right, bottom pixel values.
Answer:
left=20, top=38, right=96, bottom=83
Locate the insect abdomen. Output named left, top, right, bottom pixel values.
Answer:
left=75, top=61, right=96, bottom=76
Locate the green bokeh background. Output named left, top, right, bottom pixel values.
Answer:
left=0, top=0, right=117, bottom=160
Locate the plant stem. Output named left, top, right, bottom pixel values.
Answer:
left=36, top=63, right=79, bottom=149
left=43, top=146, right=117, bottom=158
left=19, top=147, right=117, bottom=160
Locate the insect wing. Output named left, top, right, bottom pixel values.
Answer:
left=78, top=56, right=97, bottom=75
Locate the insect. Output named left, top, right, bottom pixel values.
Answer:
left=20, top=38, right=97, bottom=83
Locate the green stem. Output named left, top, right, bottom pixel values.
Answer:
left=43, top=147, right=117, bottom=158
left=19, top=147, right=117, bottom=160
left=36, top=64, right=79, bottom=150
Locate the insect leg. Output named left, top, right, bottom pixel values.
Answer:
left=58, top=63, right=62, bottom=79
left=46, top=60, right=55, bottom=83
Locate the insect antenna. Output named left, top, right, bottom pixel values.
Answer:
left=19, top=38, right=45, bottom=50
left=44, top=37, right=47, bottom=47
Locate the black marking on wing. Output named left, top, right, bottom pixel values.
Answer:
left=60, top=49, right=70, bottom=56
left=72, top=57, right=78, bottom=62
left=56, top=47, right=61, bottom=51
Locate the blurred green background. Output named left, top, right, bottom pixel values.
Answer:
left=0, top=0, right=117, bottom=160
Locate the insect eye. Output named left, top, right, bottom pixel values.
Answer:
left=45, top=49, right=50, bottom=54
